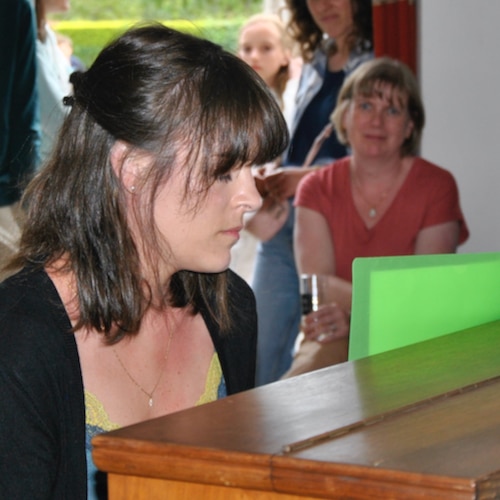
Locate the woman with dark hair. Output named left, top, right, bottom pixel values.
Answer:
left=252, top=0, right=373, bottom=386
left=0, top=24, right=288, bottom=499
left=285, top=57, right=469, bottom=377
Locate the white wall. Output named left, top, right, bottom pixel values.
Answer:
left=419, top=0, right=500, bottom=253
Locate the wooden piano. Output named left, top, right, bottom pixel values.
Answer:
left=93, top=320, right=500, bottom=499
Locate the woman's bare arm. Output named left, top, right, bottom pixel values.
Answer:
left=414, top=221, right=460, bottom=254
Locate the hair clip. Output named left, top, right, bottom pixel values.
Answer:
left=63, top=95, right=75, bottom=107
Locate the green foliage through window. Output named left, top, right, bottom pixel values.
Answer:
left=52, top=1, right=264, bottom=67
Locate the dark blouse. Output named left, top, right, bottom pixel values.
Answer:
left=0, top=266, right=257, bottom=498
left=286, top=69, right=347, bottom=166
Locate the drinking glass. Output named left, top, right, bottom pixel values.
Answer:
left=299, top=273, right=328, bottom=316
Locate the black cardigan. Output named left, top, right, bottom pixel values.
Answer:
left=0, top=267, right=257, bottom=499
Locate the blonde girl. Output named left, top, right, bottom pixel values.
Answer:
left=238, top=13, right=295, bottom=110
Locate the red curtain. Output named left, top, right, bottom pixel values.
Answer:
left=372, top=0, right=417, bottom=75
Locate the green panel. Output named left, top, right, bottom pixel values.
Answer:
left=349, top=252, right=500, bottom=360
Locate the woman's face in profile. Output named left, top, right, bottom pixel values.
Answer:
left=342, top=83, right=414, bottom=159
left=150, top=162, right=261, bottom=278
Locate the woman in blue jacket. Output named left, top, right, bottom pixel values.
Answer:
left=252, top=0, right=373, bottom=386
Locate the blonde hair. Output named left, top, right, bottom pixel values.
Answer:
left=331, top=57, right=425, bottom=156
left=239, top=13, right=293, bottom=106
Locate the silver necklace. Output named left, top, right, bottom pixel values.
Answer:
left=353, top=180, right=390, bottom=218
left=352, top=166, right=402, bottom=219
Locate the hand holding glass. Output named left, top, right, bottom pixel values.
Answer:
left=299, top=274, right=347, bottom=343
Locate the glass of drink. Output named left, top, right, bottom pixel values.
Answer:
left=299, top=273, right=327, bottom=316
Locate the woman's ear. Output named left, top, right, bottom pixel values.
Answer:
left=110, top=140, right=146, bottom=194
left=340, top=105, right=351, bottom=141
left=405, top=119, right=415, bottom=139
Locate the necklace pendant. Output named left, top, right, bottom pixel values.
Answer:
left=368, top=208, right=377, bottom=218
left=149, top=398, right=153, bottom=407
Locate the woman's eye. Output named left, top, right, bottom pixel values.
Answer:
left=358, top=101, right=371, bottom=111
left=387, top=106, right=402, bottom=116
left=239, top=45, right=251, bottom=55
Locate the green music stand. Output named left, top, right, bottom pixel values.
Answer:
left=349, top=252, right=500, bottom=361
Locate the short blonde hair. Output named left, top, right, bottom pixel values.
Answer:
left=331, top=57, right=425, bottom=156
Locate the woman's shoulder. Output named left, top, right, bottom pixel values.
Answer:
left=0, top=267, right=79, bottom=418
left=1, top=266, right=52, bottom=302
left=1, top=267, right=41, bottom=308
left=412, top=157, right=458, bottom=184
left=305, top=156, right=351, bottom=184
left=346, top=46, right=374, bottom=75
left=0, top=267, right=71, bottom=353
left=296, top=157, right=350, bottom=206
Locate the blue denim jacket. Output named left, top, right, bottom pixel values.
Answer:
left=285, top=41, right=373, bottom=163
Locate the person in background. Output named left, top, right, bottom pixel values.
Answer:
left=35, top=0, right=72, bottom=163
left=285, top=57, right=469, bottom=377
left=232, top=12, right=299, bottom=284
left=56, top=31, right=86, bottom=71
left=0, top=24, right=288, bottom=499
left=237, top=13, right=299, bottom=125
left=0, top=0, right=40, bottom=281
left=252, top=0, right=373, bottom=386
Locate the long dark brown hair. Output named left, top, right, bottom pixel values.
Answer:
left=11, top=23, right=289, bottom=342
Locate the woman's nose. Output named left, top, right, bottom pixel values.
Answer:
left=369, top=109, right=384, bottom=126
left=240, top=168, right=263, bottom=212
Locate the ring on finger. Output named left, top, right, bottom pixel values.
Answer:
left=316, top=332, right=332, bottom=342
